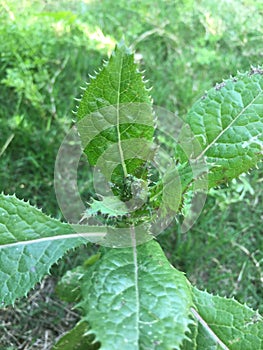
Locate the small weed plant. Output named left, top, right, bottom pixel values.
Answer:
left=0, top=43, right=263, bottom=349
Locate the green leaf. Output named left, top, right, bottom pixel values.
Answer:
left=76, top=42, right=154, bottom=198
left=0, top=194, right=89, bottom=306
left=55, top=265, right=86, bottom=303
left=80, top=240, right=193, bottom=350
left=85, top=196, right=130, bottom=218
left=181, top=321, right=198, bottom=350
left=191, top=287, right=263, bottom=349
left=178, top=69, right=263, bottom=188
left=55, top=253, right=101, bottom=303
left=52, top=321, right=100, bottom=350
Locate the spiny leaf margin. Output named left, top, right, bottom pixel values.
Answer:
left=190, top=287, right=263, bottom=349
left=79, top=240, right=193, bottom=350
left=177, top=68, right=263, bottom=188
left=0, top=194, right=87, bottom=306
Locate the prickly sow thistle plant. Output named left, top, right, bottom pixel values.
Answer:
left=0, top=43, right=263, bottom=349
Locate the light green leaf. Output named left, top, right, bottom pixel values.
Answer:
left=0, top=194, right=90, bottom=306
left=76, top=42, right=154, bottom=199
left=55, top=253, right=101, bottom=303
left=85, top=196, right=130, bottom=218
left=178, top=69, right=263, bottom=188
left=191, top=287, right=263, bottom=349
left=80, top=240, right=193, bottom=350
left=52, top=321, right=100, bottom=350
left=55, top=265, right=86, bottom=303
left=181, top=322, right=198, bottom=350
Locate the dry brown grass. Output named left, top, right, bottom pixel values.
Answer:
left=0, top=276, right=79, bottom=350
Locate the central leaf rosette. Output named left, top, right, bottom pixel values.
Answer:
left=58, top=45, right=263, bottom=248
left=73, top=44, right=188, bottom=247
left=76, top=44, right=156, bottom=246
left=54, top=43, right=209, bottom=247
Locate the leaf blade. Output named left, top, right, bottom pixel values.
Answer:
left=0, top=194, right=88, bottom=306
left=191, top=287, right=263, bottom=349
left=52, top=321, right=100, bottom=350
left=178, top=69, right=263, bottom=188
left=76, top=43, right=154, bottom=197
left=80, top=240, right=193, bottom=350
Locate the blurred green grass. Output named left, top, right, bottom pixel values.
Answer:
left=0, top=0, right=262, bottom=346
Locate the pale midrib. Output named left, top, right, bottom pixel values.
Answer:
left=196, top=89, right=263, bottom=160
left=0, top=232, right=106, bottom=249
left=191, top=308, right=230, bottom=350
left=116, top=56, right=128, bottom=178
left=130, top=225, right=140, bottom=348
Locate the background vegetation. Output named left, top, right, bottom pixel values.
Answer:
left=0, top=0, right=262, bottom=348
